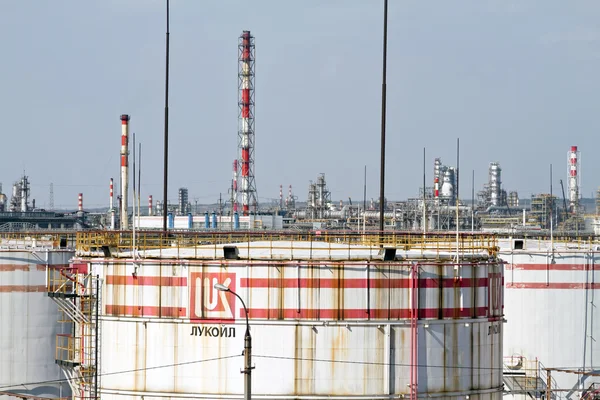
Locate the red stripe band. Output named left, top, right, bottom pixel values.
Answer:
left=507, top=264, right=598, bottom=271
left=0, top=285, right=47, bottom=293
left=507, top=282, right=600, bottom=289
left=240, top=277, right=491, bottom=289
left=105, top=305, right=186, bottom=317
left=241, top=307, right=490, bottom=319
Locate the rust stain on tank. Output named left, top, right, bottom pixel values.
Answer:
left=433, top=262, right=440, bottom=320
left=293, top=324, right=300, bottom=394
left=452, top=319, right=459, bottom=392
left=305, top=262, right=315, bottom=320
left=294, top=324, right=316, bottom=395
left=143, top=320, right=148, bottom=390
left=399, top=327, right=406, bottom=345
left=372, top=264, right=387, bottom=319
left=314, top=262, right=321, bottom=320
left=110, top=262, right=125, bottom=316
left=0, top=285, right=46, bottom=292
left=0, top=264, right=29, bottom=271
left=278, top=263, right=284, bottom=320
left=134, top=321, right=140, bottom=391
left=173, top=323, right=178, bottom=392
left=334, top=325, right=353, bottom=395
left=132, top=266, right=141, bottom=317
left=333, top=262, right=344, bottom=320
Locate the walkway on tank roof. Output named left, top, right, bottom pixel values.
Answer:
left=74, top=231, right=498, bottom=261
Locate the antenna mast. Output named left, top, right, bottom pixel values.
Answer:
left=162, top=0, right=170, bottom=231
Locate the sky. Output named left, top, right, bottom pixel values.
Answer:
left=1, top=1, right=599, bottom=210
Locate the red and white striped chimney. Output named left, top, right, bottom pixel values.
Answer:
left=120, top=114, right=130, bottom=229
left=238, top=30, right=258, bottom=215
left=233, top=159, right=238, bottom=213
left=78, top=193, right=83, bottom=212
left=434, top=177, right=439, bottom=199
left=148, top=195, right=153, bottom=216
left=279, top=185, right=283, bottom=209
left=109, top=178, right=114, bottom=210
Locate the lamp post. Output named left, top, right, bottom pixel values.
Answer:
left=214, top=283, right=252, bottom=400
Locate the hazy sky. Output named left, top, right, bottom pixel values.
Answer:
left=1, top=1, right=599, bottom=210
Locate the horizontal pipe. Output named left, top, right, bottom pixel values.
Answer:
left=100, top=315, right=501, bottom=327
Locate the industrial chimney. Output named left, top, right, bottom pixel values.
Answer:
left=120, top=114, right=130, bottom=229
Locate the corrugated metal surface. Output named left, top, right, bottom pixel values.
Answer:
left=0, top=249, right=74, bottom=399
left=499, top=239, right=600, bottom=396
left=86, top=255, right=504, bottom=399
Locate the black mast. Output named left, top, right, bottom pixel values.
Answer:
left=378, top=0, right=388, bottom=236
left=162, top=0, right=170, bottom=231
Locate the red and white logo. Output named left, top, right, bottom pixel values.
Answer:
left=190, top=272, right=236, bottom=322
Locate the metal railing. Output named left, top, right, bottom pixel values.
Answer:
left=56, top=334, right=79, bottom=365
left=503, top=356, right=561, bottom=399
left=0, top=231, right=74, bottom=249
left=47, top=266, right=77, bottom=295
left=74, top=230, right=499, bottom=259
left=582, top=383, right=600, bottom=400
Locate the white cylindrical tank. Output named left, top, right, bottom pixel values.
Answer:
left=499, top=239, right=600, bottom=397
left=0, top=240, right=74, bottom=398
left=64, top=233, right=504, bottom=400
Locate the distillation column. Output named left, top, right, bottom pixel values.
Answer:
left=568, top=145, right=580, bottom=213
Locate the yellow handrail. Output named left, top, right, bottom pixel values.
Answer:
left=75, top=230, right=499, bottom=258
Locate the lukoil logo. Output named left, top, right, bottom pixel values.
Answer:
left=190, top=272, right=236, bottom=322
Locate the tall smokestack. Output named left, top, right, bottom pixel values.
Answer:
left=279, top=185, right=283, bottom=209
left=286, top=185, right=293, bottom=208
left=232, top=159, right=238, bottom=213
left=568, top=145, right=580, bottom=212
left=120, top=114, right=130, bottom=229
left=148, top=195, right=153, bottom=216
left=78, top=193, right=83, bottom=212
left=109, top=178, right=116, bottom=229
left=237, top=30, right=258, bottom=215
left=109, top=178, right=114, bottom=210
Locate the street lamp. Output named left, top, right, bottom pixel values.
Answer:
left=214, top=282, right=252, bottom=400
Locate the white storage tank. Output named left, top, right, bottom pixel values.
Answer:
left=52, top=231, right=504, bottom=400
left=0, top=234, right=74, bottom=399
left=499, top=238, right=600, bottom=398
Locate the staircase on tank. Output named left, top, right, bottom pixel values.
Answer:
left=502, top=356, right=558, bottom=399
left=46, top=264, right=101, bottom=400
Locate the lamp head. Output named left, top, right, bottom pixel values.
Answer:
left=214, top=283, right=230, bottom=292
